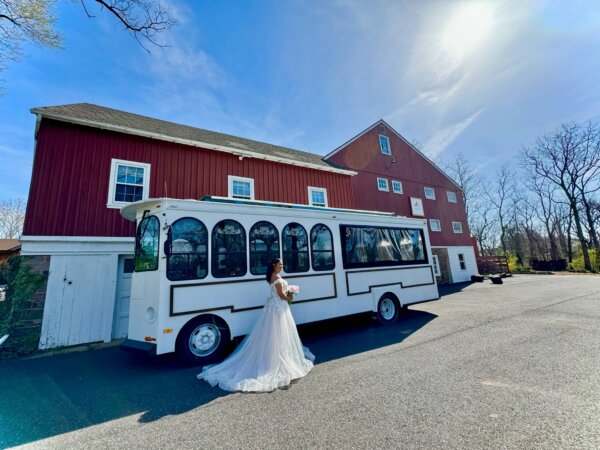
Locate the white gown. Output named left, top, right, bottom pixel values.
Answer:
left=197, top=277, right=315, bottom=392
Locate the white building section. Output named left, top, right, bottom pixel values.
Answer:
left=20, top=236, right=134, bottom=349
left=446, top=246, right=478, bottom=283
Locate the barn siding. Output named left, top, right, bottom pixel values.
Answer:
left=326, top=123, right=473, bottom=247
left=24, top=120, right=355, bottom=237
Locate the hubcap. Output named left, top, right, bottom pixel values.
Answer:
left=380, top=298, right=396, bottom=320
left=189, top=323, right=221, bottom=356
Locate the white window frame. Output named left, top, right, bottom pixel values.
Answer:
left=452, top=221, right=463, bottom=233
left=447, top=191, right=457, bottom=203
left=429, top=219, right=441, bottom=232
left=228, top=175, right=255, bottom=200
left=432, top=255, right=441, bottom=276
left=424, top=187, right=436, bottom=200
left=107, top=158, right=151, bottom=209
left=379, top=134, right=391, bottom=155
left=308, top=186, right=328, bottom=207
left=391, top=180, right=403, bottom=194
left=377, top=178, right=389, bottom=192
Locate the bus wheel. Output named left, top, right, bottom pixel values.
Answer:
left=377, top=294, right=400, bottom=325
left=176, top=315, right=230, bottom=365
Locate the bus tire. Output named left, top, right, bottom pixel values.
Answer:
left=376, top=293, right=400, bottom=325
left=176, top=314, right=231, bottom=365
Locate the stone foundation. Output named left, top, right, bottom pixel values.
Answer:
left=432, top=248, right=451, bottom=284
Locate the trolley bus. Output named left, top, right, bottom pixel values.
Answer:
left=121, top=196, right=439, bottom=364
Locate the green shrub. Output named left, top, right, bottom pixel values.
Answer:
left=569, top=248, right=598, bottom=273
left=0, top=256, right=47, bottom=360
left=507, top=254, right=526, bottom=272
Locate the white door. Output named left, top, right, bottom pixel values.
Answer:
left=113, top=255, right=134, bottom=339
left=39, top=254, right=115, bottom=349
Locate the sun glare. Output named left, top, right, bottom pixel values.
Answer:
left=442, top=3, right=493, bottom=60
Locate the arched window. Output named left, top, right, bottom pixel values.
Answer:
left=166, top=217, right=208, bottom=281
left=249, top=221, right=280, bottom=275
left=135, top=215, right=159, bottom=271
left=282, top=223, right=309, bottom=273
left=310, top=224, right=335, bottom=271
left=212, top=220, right=247, bottom=278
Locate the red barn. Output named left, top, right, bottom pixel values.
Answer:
left=325, top=120, right=478, bottom=284
left=21, top=104, right=356, bottom=349
left=21, top=104, right=476, bottom=351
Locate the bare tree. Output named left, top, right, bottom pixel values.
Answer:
left=79, top=0, right=173, bottom=51
left=521, top=123, right=598, bottom=271
left=484, top=164, right=516, bottom=257
left=555, top=204, right=574, bottom=264
left=439, top=152, right=477, bottom=220
left=524, top=174, right=563, bottom=260
left=569, top=124, right=600, bottom=252
left=469, top=200, right=496, bottom=256
left=0, top=0, right=174, bottom=80
left=0, top=198, right=26, bottom=239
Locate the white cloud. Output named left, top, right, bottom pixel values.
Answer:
left=423, top=108, right=484, bottom=158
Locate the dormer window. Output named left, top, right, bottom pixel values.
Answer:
left=379, top=134, right=391, bottom=155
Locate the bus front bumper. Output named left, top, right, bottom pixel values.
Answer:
left=120, top=339, right=157, bottom=355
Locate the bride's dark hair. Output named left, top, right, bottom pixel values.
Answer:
left=265, top=258, right=282, bottom=283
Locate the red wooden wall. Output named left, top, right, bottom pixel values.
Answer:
left=326, top=123, right=473, bottom=247
left=24, top=120, right=356, bottom=237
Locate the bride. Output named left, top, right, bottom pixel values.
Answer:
left=197, top=258, right=315, bottom=392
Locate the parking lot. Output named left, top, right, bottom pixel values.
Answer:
left=1, top=274, right=599, bottom=449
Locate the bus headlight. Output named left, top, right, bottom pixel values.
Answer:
left=146, top=307, right=156, bottom=323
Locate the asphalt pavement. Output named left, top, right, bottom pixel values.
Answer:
left=1, top=274, right=599, bottom=449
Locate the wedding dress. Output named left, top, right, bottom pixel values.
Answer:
left=197, top=277, right=315, bottom=392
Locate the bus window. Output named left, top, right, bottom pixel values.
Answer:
left=166, top=217, right=208, bottom=281
left=135, top=215, right=160, bottom=271
left=341, top=225, right=427, bottom=269
left=212, top=220, right=247, bottom=278
left=282, top=223, right=309, bottom=273
left=310, top=224, right=335, bottom=271
left=249, top=221, right=280, bottom=275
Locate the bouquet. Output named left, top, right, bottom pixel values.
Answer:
left=286, top=285, right=300, bottom=304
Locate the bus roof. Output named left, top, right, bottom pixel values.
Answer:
left=199, top=196, right=396, bottom=216
left=121, top=196, right=400, bottom=221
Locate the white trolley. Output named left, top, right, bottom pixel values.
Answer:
left=121, top=197, right=439, bottom=364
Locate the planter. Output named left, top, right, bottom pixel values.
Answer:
left=490, top=275, right=503, bottom=285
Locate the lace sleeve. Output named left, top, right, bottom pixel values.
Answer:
left=272, top=278, right=283, bottom=286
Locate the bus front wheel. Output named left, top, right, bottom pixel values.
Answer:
left=176, top=314, right=231, bottom=365
left=376, top=294, right=400, bottom=325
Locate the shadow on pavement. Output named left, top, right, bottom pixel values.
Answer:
left=438, top=281, right=473, bottom=297
left=0, top=309, right=436, bottom=448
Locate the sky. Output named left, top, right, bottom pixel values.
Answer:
left=2, top=0, right=600, bottom=202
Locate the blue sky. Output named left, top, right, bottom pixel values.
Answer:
left=2, top=0, right=600, bottom=202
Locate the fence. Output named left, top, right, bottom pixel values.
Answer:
left=530, top=259, right=567, bottom=271
left=476, top=255, right=509, bottom=274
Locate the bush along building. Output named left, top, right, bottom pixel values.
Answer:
left=324, top=120, right=478, bottom=285
left=20, top=104, right=476, bottom=350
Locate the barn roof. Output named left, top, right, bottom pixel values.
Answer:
left=31, top=103, right=356, bottom=176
